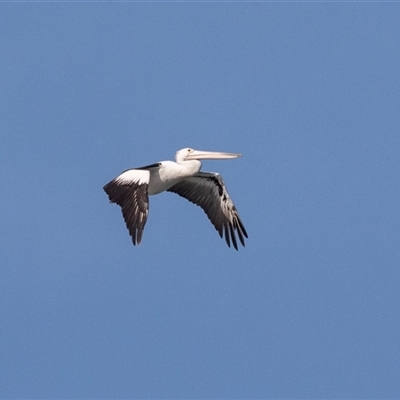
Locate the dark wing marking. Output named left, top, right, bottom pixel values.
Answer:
left=167, top=172, right=248, bottom=250
left=136, top=162, right=162, bottom=170
left=103, top=169, right=150, bottom=245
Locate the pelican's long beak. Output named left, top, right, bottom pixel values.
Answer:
left=186, top=150, right=242, bottom=160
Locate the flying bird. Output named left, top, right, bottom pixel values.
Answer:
left=103, top=148, right=248, bottom=250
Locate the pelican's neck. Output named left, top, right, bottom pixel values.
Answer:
left=176, top=159, right=202, bottom=176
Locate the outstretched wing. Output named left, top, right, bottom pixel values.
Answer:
left=167, top=172, right=248, bottom=250
left=103, top=169, right=150, bottom=245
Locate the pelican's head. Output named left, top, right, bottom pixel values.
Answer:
left=175, top=148, right=242, bottom=163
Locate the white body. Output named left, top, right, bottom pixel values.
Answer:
left=148, top=160, right=201, bottom=195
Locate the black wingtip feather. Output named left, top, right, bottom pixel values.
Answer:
left=229, top=223, right=238, bottom=250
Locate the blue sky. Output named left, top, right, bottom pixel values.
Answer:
left=1, top=3, right=400, bottom=399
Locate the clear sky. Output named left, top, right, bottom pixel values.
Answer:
left=1, top=3, right=400, bottom=399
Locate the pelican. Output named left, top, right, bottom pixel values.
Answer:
left=103, top=148, right=248, bottom=250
